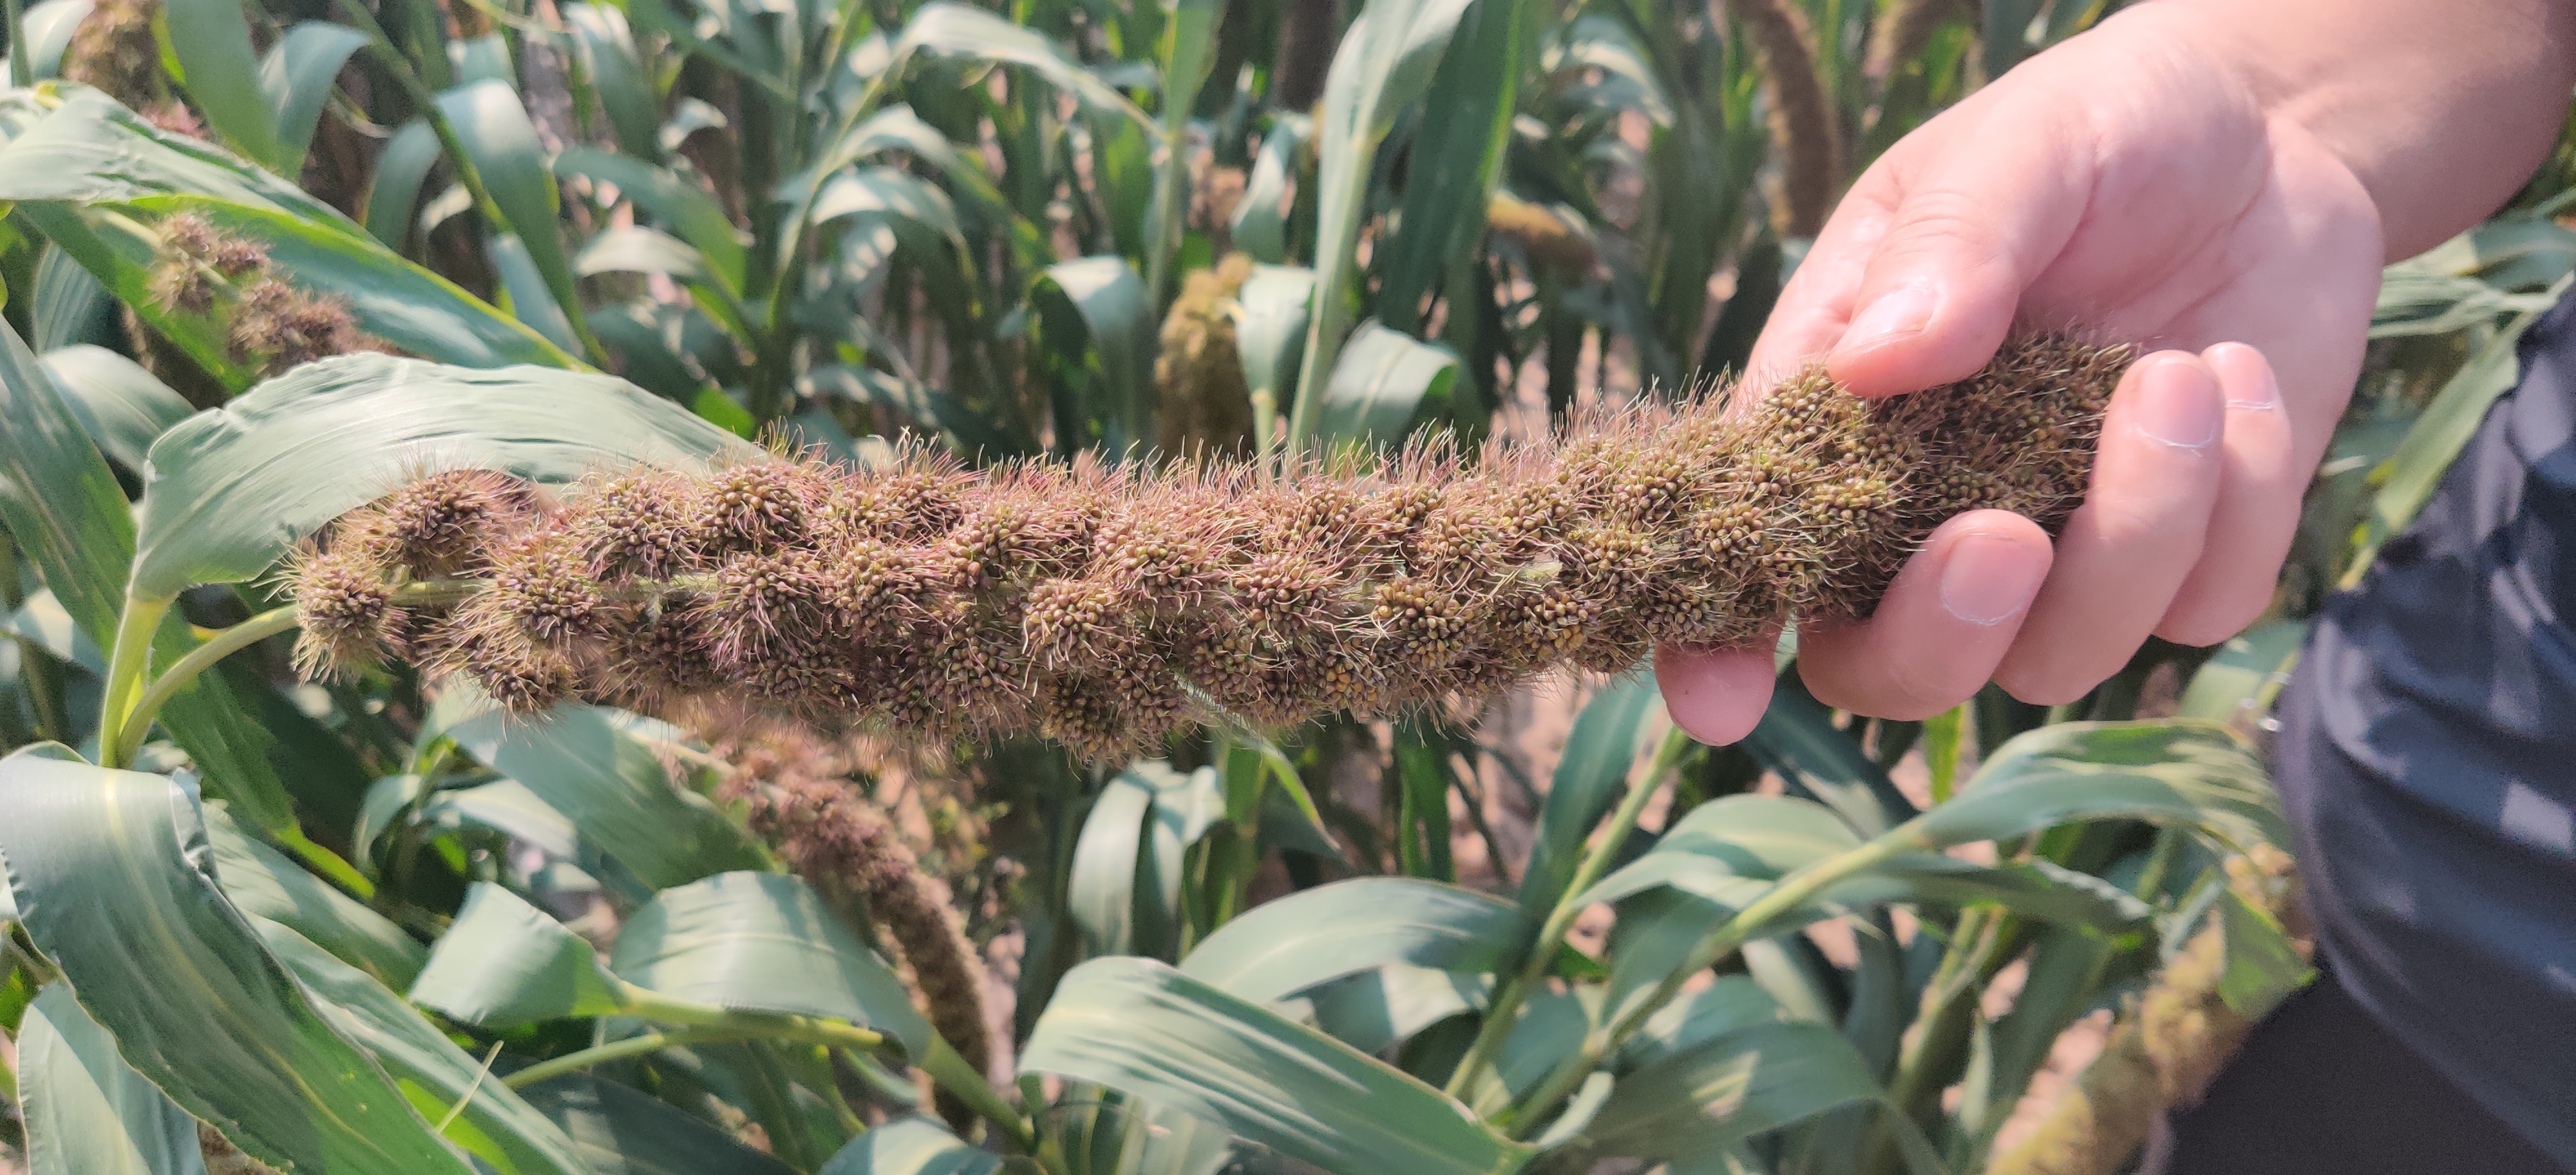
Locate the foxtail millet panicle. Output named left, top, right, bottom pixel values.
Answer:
left=287, top=335, right=2129, bottom=760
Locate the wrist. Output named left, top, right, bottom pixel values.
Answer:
left=2132, top=0, right=2576, bottom=260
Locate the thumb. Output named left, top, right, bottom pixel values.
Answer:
left=1821, top=110, right=2092, bottom=397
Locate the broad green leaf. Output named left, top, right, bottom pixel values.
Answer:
left=0, top=316, right=135, bottom=635
left=256, top=918, right=596, bottom=1175
left=366, top=120, right=444, bottom=249
left=819, top=1118, right=1001, bottom=1175
left=438, top=80, right=586, bottom=341
left=2349, top=295, right=2557, bottom=582
left=1179, top=877, right=1520, bottom=1003
left=793, top=105, right=1047, bottom=274
left=1900, top=721, right=2286, bottom=854
left=1517, top=670, right=1659, bottom=912
left=410, top=884, right=624, bottom=1027
left=1287, top=0, right=1479, bottom=447
left=1584, top=981, right=1909, bottom=1166
left=1231, top=264, right=1312, bottom=428
left=6, top=589, right=105, bottom=674
left=1032, top=256, right=1155, bottom=456
left=880, top=3, right=1150, bottom=129
left=562, top=4, right=661, bottom=160
left=2215, top=889, right=2313, bottom=1017
left=15, top=984, right=207, bottom=1175
left=0, top=314, right=298, bottom=832
left=2177, top=618, right=2311, bottom=721
left=0, top=92, right=574, bottom=376
left=609, top=872, right=936, bottom=1060
left=1021, top=957, right=1536, bottom=1175
left=2371, top=267, right=2557, bottom=338
left=558, top=148, right=748, bottom=293
left=1294, top=963, right=1490, bottom=1055
left=577, top=225, right=718, bottom=287
left=1229, top=115, right=1307, bottom=264
left=0, top=750, right=474, bottom=1173
left=1141, top=0, right=1224, bottom=303
left=1375, top=0, right=1516, bottom=334
left=204, top=805, right=426, bottom=988
left=1068, top=765, right=1159, bottom=958
left=19, top=0, right=95, bottom=81
left=165, top=0, right=287, bottom=169
left=1315, top=320, right=1456, bottom=446
left=1744, top=676, right=1918, bottom=836
left=515, top=1071, right=799, bottom=1175
left=132, top=354, right=750, bottom=597
left=444, top=702, right=769, bottom=890
left=491, top=229, right=585, bottom=350
left=31, top=240, right=116, bottom=350
left=258, top=22, right=374, bottom=175
left=810, top=165, right=969, bottom=244
left=39, top=345, right=192, bottom=474
left=449, top=30, right=515, bottom=85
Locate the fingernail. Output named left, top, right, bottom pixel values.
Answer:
left=2136, top=358, right=2223, bottom=448
left=1940, top=533, right=2047, bottom=626
left=1835, top=284, right=1938, bottom=355
left=2213, top=344, right=2282, bottom=410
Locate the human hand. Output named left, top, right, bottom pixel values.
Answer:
left=1655, top=4, right=2385, bottom=744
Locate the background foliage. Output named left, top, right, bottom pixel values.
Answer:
left=1, top=0, right=2570, bottom=1171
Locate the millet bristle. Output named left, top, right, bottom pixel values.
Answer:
left=287, top=337, right=2129, bottom=758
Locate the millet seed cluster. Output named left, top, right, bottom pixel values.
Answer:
left=291, top=336, right=2127, bottom=759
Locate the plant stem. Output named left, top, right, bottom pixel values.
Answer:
left=98, top=594, right=174, bottom=770
left=1506, top=834, right=1915, bottom=1134
left=1446, top=725, right=1694, bottom=1100
left=620, top=985, right=1037, bottom=1152
left=501, top=1028, right=751, bottom=1089
left=5, top=0, right=30, bottom=89
left=113, top=605, right=299, bottom=767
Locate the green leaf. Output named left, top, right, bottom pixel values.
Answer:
left=19, top=0, right=95, bottom=81
left=819, top=1118, right=1001, bottom=1175
left=258, top=22, right=373, bottom=175
left=131, top=354, right=750, bottom=597
left=0, top=316, right=137, bottom=637
left=1743, top=677, right=1920, bottom=836
left=489, top=229, right=585, bottom=350
left=2214, top=889, right=2313, bottom=1018
left=0, top=92, right=575, bottom=376
left=1902, top=721, right=2286, bottom=854
left=0, top=750, right=475, bottom=1173
left=1517, top=670, right=1659, bottom=912
left=609, top=872, right=937, bottom=1059
left=562, top=4, right=662, bottom=161
left=164, top=0, right=287, bottom=169
left=444, top=702, right=770, bottom=890
left=1031, top=256, right=1155, bottom=455
left=1315, top=320, right=1456, bottom=446
left=204, top=805, right=427, bottom=988
left=1068, top=763, right=1160, bottom=958
left=1231, top=263, right=1312, bottom=427
left=1583, top=980, right=1909, bottom=1165
left=578, top=225, right=719, bottom=287
left=558, top=148, right=748, bottom=294
left=1229, top=114, right=1309, bottom=265
left=1179, top=877, right=1520, bottom=1004
left=366, top=120, right=444, bottom=249
left=31, top=241, right=116, bottom=350
left=880, top=3, right=1151, bottom=130
left=514, top=1071, right=799, bottom=1175
left=38, top=345, right=192, bottom=474
left=2350, top=295, right=2557, bottom=581
left=2176, top=618, right=2311, bottom=721
left=1286, top=0, right=1479, bottom=448
left=15, top=984, right=207, bottom=1175
left=256, top=917, right=598, bottom=1175
left=1375, top=0, right=1516, bottom=334
left=409, top=883, right=625, bottom=1027
left=1021, top=957, right=1537, bottom=1175
left=438, top=79, right=586, bottom=343
left=0, top=313, right=299, bottom=832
